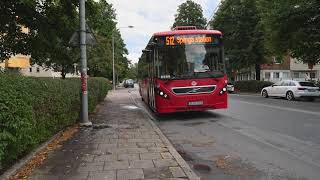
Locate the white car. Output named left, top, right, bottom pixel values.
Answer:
left=261, top=80, right=320, bottom=101
left=227, top=82, right=234, bottom=93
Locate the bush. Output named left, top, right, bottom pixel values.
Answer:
left=0, top=75, right=110, bottom=172
left=234, top=80, right=273, bottom=93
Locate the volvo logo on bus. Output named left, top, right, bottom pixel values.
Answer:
left=191, top=81, right=197, bottom=86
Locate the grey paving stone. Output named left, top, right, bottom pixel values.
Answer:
left=129, top=160, right=155, bottom=168
left=98, top=144, right=117, bottom=150
left=148, top=147, right=169, bottom=153
left=117, top=169, right=144, bottom=180
left=77, top=162, right=104, bottom=172
left=118, top=142, right=138, bottom=148
left=126, top=147, right=148, bottom=154
left=143, top=167, right=173, bottom=179
left=137, top=142, right=156, bottom=148
left=93, top=154, right=117, bottom=162
left=118, top=153, right=140, bottom=161
left=80, top=154, right=95, bottom=162
left=106, top=148, right=128, bottom=154
left=61, top=172, right=89, bottom=180
left=140, top=152, right=162, bottom=160
left=153, top=159, right=178, bottom=168
left=29, top=174, right=60, bottom=180
left=104, top=160, right=129, bottom=170
left=169, top=167, right=187, bottom=178
left=87, top=170, right=116, bottom=180
left=160, top=152, right=174, bottom=159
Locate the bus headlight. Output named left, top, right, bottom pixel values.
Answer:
left=219, top=87, right=227, bottom=95
left=156, top=88, right=169, bottom=99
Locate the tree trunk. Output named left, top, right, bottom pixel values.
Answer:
left=61, top=67, right=66, bottom=79
left=255, top=64, right=261, bottom=80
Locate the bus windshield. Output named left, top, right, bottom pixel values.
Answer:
left=157, top=44, right=225, bottom=79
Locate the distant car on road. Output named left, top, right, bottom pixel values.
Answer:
left=261, top=80, right=320, bottom=101
left=227, top=82, right=234, bottom=93
left=124, top=79, right=134, bottom=88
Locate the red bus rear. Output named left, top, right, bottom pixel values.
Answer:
left=138, top=26, right=228, bottom=114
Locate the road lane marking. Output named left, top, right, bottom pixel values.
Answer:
left=234, top=100, right=320, bottom=116
left=216, top=120, right=320, bottom=169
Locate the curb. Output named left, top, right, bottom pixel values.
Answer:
left=0, top=130, right=63, bottom=180
left=129, top=93, right=200, bottom=180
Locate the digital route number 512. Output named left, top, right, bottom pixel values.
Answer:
left=166, top=36, right=175, bottom=45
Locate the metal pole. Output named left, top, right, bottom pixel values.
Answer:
left=79, top=0, right=92, bottom=126
left=112, top=35, right=115, bottom=90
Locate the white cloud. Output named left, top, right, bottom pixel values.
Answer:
left=109, top=0, right=221, bottom=63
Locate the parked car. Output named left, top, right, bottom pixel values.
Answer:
left=227, top=82, right=234, bottom=93
left=124, top=79, right=134, bottom=88
left=261, top=80, right=320, bottom=101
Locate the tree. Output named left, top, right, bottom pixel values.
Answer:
left=210, top=0, right=267, bottom=80
left=1, top=0, right=130, bottom=79
left=86, top=0, right=129, bottom=80
left=0, top=0, right=40, bottom=61
left=258, top=0, right=320, bottom=67
left=125, top=62, right=138, bottom=80
left=172, top=0, right=207, bottom=29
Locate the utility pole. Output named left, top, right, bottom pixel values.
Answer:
left=112, top=35, right=115, bottom=90
left=79, top=0, right=92, bottom=126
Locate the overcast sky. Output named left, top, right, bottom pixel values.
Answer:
left=108, top=0, right=222, bottom=64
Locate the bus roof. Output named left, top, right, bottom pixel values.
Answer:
left=153, top=29, right=222, bottom=36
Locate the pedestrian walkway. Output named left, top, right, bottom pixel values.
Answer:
left=29, top=88, right=198, bottom=180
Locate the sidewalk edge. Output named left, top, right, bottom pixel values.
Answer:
left=130, top=94, right=200, bottom=180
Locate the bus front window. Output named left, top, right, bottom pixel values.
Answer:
left=157, top=44, right=225, bottom=79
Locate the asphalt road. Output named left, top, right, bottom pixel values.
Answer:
left=129, top=88, right=320, bottom=180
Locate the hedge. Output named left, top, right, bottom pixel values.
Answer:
left=234, top=80, right=273, bottom=93
left=0, top=75, right=110, bottom=172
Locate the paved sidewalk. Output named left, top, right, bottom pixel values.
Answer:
left=29, top=89, right=198, bottom=180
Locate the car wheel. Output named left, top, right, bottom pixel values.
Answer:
left=262, top=90, right=268, bottom=98
left=286, top=91, right=295, bottom=101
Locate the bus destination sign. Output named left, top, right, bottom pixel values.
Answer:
left=158, top=34, right=219, bottom=46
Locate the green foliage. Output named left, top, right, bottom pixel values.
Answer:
left=234, top=80, right=273, bottom=93
left=172, top=0, right=207, bottom=29
left=257, top=0, right=320, bottom=66
left=0, top=75, right=110, bottom=172
left=1, top=0, right=130, bottom=80
left=210, top=0, right=267, bottom=80
left=125, top=63, right=138, bottom=81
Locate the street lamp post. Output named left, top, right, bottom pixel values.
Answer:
left=79, top=0, right=91, bottom=126
left=112, top=26, right=134, bottom=90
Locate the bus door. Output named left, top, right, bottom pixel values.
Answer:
left=148, top=49, right=156, bottom=111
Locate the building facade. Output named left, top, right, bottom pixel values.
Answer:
left=235, top=56, right=320, bottom=82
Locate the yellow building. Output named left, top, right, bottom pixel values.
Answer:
left=0, top=26, right=31, bottom=69
left=2, top=54, right=31, bottom=68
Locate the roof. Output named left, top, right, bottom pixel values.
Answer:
left=153, top=29, right=222, bottom=36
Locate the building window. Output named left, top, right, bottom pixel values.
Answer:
left=310, top=72, right=316, bottom=79
left=283, top=72, right=289, bottom=79
left=36, top=67, right=40, bottom=73
left=293, top=72, right=300, bottom=78
left=274, top=72, right=280, bottom=79
left=29, top=68, right=32, bottom=72
left=265, top=72, right=271, bottom=79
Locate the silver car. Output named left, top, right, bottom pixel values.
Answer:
left=261, top=80, right=320, bottom=101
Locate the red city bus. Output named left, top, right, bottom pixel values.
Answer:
left=138, top=26, right=228, bottom=114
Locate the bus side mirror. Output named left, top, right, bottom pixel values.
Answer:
left=142, top=49, right=152, bottom=63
